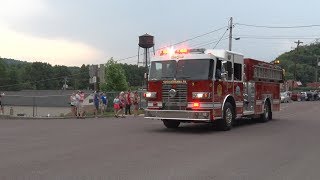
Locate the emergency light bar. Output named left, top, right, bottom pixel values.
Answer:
left=175, top=48, right=189, bottom=54
left=160, top=49, right=169, bottom=56
left=159, top=48, right=205, bottom=56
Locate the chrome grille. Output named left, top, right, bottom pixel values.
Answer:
left=162, top=84, right=187, bottom=109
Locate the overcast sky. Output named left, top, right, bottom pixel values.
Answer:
left=0, top=0, right=319, bottom=66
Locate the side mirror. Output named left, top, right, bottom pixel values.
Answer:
left=221, top=72, right=228, bottom=80
left=144, top=73, right=148, bottom=80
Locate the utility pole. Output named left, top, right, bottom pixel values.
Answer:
left=293, top=40, right=303, bottom=90
left=228, top=17, right=233, bottom=51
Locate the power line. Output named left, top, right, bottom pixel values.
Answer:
left=126, top=36, right=229, bottom=63
left=235, top=23, right=320, bottom=29
left=213, top=29, right=229, bottom=49
left=115, top=26, right=228, bottom=62
left=235, top=36, right=320, bottom=40
left=192, top=38, right=229, bottom=49
left=234, top=34, right=320, bottom=38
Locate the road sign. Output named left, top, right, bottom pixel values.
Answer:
left=89, top=65, right=98, bottom=78
left=89, top=76, right=97, bottom=84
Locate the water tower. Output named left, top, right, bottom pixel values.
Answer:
left=138, top=33, right=155, bottom=68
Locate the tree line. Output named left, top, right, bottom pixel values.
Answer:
left=276, top=42, right=320, bottom=84
left=1, top=41, right=319, bottom=91
left=0, top=58, right=147, bottom=91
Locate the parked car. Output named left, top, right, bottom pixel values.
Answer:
left=291, top=92, right=301, bottom=101
left=311, top=91, right=319, bottom=101
left=306, top=92, right=314, bottom=101
left=300, top=92, right=307, bottom=101
left=281, top=92, right=291, bottom=103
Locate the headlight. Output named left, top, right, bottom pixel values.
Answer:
left=144, top=92, right=157, bottom=98
left=192, top=92, right=211, bottom=99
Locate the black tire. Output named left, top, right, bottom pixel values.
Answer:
left=163, top=120, right=180, bottom=129
left=218, top=102, right=234, bottom=131
left=260, top=101, right=271, bottom=123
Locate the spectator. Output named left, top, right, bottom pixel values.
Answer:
left=125, top=90, right=132, bottom=115
left=100, top=93, right=108, bottom=114
left=113, top=95, right=120, bottom=117
left=76, top=91, right=85, bottom=118
left=93, top=91, right=100, bottom=118
left=75, top=91, right=81, bottom=118
left=119, top=92, right=126, bottom=118
left=0, top=93, right=4, bottom=115
left=70, top=92, right=77, bottom=117
left=133, top=91, right=140, bottom=117
left=79, top=91, right=85, bottom=118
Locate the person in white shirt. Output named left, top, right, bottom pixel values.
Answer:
left=75, top=91, right=81, bottom=118
left=70, top=92, right=77, bottom=117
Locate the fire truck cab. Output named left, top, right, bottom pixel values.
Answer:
left=144, top=48, right=283, bottom=130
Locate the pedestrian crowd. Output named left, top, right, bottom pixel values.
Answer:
left=113, top=90, right=140, bottom=118
left=70, top=90, right=86, bottom=118
left=69, top=90, right=140, bottom=118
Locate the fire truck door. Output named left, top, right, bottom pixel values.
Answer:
left=244, top=82, right=255, bottom=112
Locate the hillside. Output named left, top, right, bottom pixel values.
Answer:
left=0, top=58, right=29, bottom=66
left=276, top=42, right=320, bottom=84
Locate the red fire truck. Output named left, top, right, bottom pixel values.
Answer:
left=144, top=48, right=283, bottom=130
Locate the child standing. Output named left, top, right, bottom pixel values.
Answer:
left=113, top=95, right=120, bottom=118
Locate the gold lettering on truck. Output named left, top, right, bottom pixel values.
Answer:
left=163, top=80, right=187, bottom=84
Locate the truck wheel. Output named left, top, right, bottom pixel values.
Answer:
left=163, top=120, right=180, bottom=129
left=260, top=101, right=271, bottom=123
left=218, top=102, right=234, bottom=131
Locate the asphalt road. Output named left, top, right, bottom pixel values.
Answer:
left=0, top=101, right=319, bottom=180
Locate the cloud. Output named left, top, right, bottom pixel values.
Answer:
left=0, top=26, right=104, bottom=66
left=0, top=0, right=48, bottom=19
left=0, top=0, right=107, bottom=66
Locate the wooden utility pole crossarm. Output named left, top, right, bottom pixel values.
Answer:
left=292, top=40, right=303, bottom=90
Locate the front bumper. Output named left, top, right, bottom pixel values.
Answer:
left=144, top=109, right=211, bottom=122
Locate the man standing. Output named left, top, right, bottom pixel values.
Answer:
left=0, top=93, right=4, bottom=115
left=100, top=93, right=108, bottom=114
left=79, top=91, right=85, bottom=118
left=93, top=91, right=100, bottom=118
left=125, top=90, right=132, bottom=115
left=75, top=91, right=81, bottom=118
left=70, top=92, right=77, bottom=117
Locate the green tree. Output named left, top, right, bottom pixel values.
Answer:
left=102, top=58, right=128, bottom=91
left=76, top=64, right=90, bottom=90
left=120, top=63, right=147, bottom=87
left=22, top=62, right=54, bottom=90
left=7, top=68, right=20, bottom=91
left=0, top=59, right=8, bottom=90
left=277, top=42, right=320, bottom=84
left=52, top=65, right=72, bottom=89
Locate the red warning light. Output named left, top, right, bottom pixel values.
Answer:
left=193, top=102, right=200, bottom=108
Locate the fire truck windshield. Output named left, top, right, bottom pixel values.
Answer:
left=176, top=59, right=212, bottom=80
left=149, top=59, right=213, bottom=80
left=149, top=60, right=176, bottom=80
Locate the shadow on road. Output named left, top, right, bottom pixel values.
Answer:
left=147, top=118, right=280, bottom=134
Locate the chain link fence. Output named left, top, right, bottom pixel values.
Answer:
left=0, top=90, right=146, bottom=117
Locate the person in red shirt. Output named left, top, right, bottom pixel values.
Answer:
left=125, top=90, right=132, bottom=115
left=0, top=93, right=4, bottom=115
